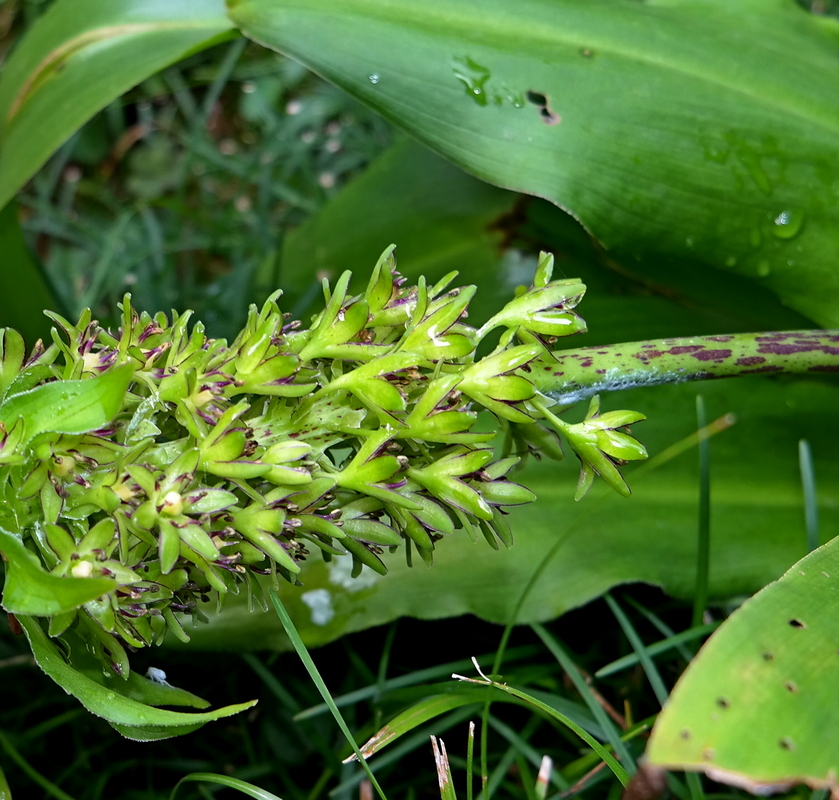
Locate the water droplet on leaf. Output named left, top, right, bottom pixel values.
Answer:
left=368, top=73, right=380, bottom=85
left=757, top=260, right=771, bottom=277
left=772, top=209, right=804, bottom=239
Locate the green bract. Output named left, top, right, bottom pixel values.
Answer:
left=0, top=247, right=646, bottom=709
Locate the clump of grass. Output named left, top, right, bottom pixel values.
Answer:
left=17, top=38, right=391, bottom=338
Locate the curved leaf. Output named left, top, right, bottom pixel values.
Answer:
left=18, top=615, right=256, bottom=741
left=646, top=535, right=839, bottom=795
left=0, top=0, right=237, bottom=209
left=0, top=528, right=116, bottom=615
left=231, top=0, right=839, bottom=326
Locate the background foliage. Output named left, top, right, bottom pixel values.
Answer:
left=1, top=0, right=838, bottom=797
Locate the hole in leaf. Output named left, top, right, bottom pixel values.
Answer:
left=539, top=107, right=561, bottom=126
left=788, top=618, right=806, bottom=628
left=716, top=697, right=730, bottom=709
left=525, top=90, right=561, bottom=126
left=779, top=737, right=795, bottom=751
left=784, top=681, right=798, bottom=693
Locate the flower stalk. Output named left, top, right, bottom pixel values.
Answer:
left=530, top=330, right=839, bottom=407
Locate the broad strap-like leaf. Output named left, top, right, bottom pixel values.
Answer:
left=0, top=0, right=237, bottom=210
left=231, top=0, right=839, bottom=326
left=646, top=535, right=839, bottom=794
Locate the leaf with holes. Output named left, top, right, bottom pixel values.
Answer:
left=230, top=0, right=839, bottom=326
left=646, top=535, right=839, bottom=795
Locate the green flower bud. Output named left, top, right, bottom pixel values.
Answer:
left=539, top=395, right=647, bottom=500
left=458, top=344, right=542, bottom=423
left=399, top=281, right=478, bottom=360
left=478, top=254, right=586, bottom=340
left=340, top=536, right=388, bottom=576
left=408, top=446, right=494, bottom=521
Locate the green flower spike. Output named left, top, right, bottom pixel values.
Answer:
left=0, top=245, right=649, bottom=683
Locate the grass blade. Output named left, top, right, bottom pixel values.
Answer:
left=605, top=594, right=669, bottom=707
left=453, top=661, right=630, bottom=787
left=170, top=773, right=284, bottom=800
left=799, top=439, right=820, bottom=553
left=0, top=730, right=76, bottom=800
left=531, top=623, right=635, bottom=773
left=595, top=623, right=718, bottom=678
left=268, top=590, right=389, bottom=800
left=692, top=394, right=711, bottom=629
left=431, top=736, right=457, bottom=800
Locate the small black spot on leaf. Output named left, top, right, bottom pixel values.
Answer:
left=716, top=697, right=730, bottom=709
left=762, top=651, right=775, bottom=661
left=526, top=90, right=548, bottom=106
left=779, top=737, right=795, bottom=751
left=788, top=618, right=806, bottom=629
left=680, top=729, right=691, bottom=740
left=784, top=681, right=798, bottom=693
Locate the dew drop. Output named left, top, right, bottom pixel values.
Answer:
left=772, top=209, right=804, bottom=239
left=368, top=73, right=380, bottom=85
left=757, top=260, right=771, bottom=277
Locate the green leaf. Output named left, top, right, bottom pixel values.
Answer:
left=232, top=0, right=839, bottom=326
left=18, top=615, right=256, bottom=741
left=0, top=528, right=116, bottom=615
left=0, top=363, right=134, bottom=441
left=0, top=202, right=61, bottom=341
left=646, top=535, right=839, bottom=795
left=0, top=0, right=237, bottom=209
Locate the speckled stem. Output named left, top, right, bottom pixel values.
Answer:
left=530, top=330, right=839, bottom=407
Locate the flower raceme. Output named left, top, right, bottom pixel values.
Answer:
left=0, top=246, right=646, bottom=675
